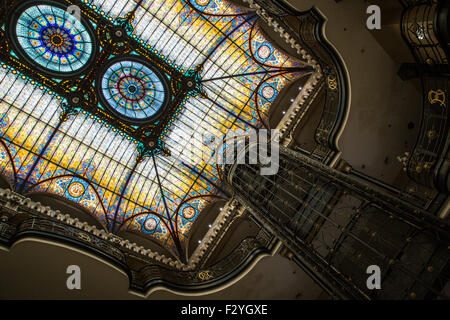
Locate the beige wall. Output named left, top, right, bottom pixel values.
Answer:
left=0, top=239, right=326, bottom=299
left=286, top=0, right=422, bottom=186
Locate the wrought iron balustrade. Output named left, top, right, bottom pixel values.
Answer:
left=407, top=75, right=449, bottom=191
left=225, top=145, right=450, bottom=299
left=400, top=0, right=449, bottom=193
left=401, top=0, right=448, bottom=65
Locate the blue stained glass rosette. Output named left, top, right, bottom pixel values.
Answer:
left=15, top=3, right=93, bottom=74
left=101, top=60, right=167, bottom=121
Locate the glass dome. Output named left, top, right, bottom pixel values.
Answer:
left=0, top=0, right=309, bottom=257
left=14, top=3, right=94, bottom=74
left=100, top=59, right=167, bottom=121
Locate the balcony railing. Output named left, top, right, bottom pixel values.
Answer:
left=401, top=0, right=448, bottom=65
left=407, top=76, right=449, bottom=190
left=400, top=0, right=449, bottom=193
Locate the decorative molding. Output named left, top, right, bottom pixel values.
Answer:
left=130, top=236, right=270, bottom=295
left=0, top=187, right=184, bottom=269
left=0, top=187, right=274, bottom=273
left=0, top=187, right=275, bottom=295
left=244, top=0, right=349, bottom=164
left=242, top=0, right=325, bottom=147
left=276, top=73, right=324, bottom=146
left=243, top=0, right=320, bottom=67
left=188, top=198, right=244, bottom=268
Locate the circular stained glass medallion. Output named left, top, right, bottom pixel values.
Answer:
left=99, top=58, right=168, bottom=122
left=67, top=181, right=85, bottom=198
left=182, top=206, right=196, bottom=220
left=257, top=45, right=271, bottom=60
left=144, top=218, right=158, bottom=232
left=11, top=1, right=95, bottom=75
left=262, top=85, right=276, bottom=100
left=196, top=0, right=210, bottom=6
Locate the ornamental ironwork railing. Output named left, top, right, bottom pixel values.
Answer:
left=294, top=12, right=347, bottom=164
left=16, top=217, right=128, bottom=265
left=407, top=76, right=449, bottom=191
left=225, top=145, right=450, bottom=300
left=400, top=0, right=449, bottom=193
left=400, top=0, right=448, bottom=64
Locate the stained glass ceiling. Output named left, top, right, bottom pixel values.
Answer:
left=0, top=0, right=312, bottom=260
